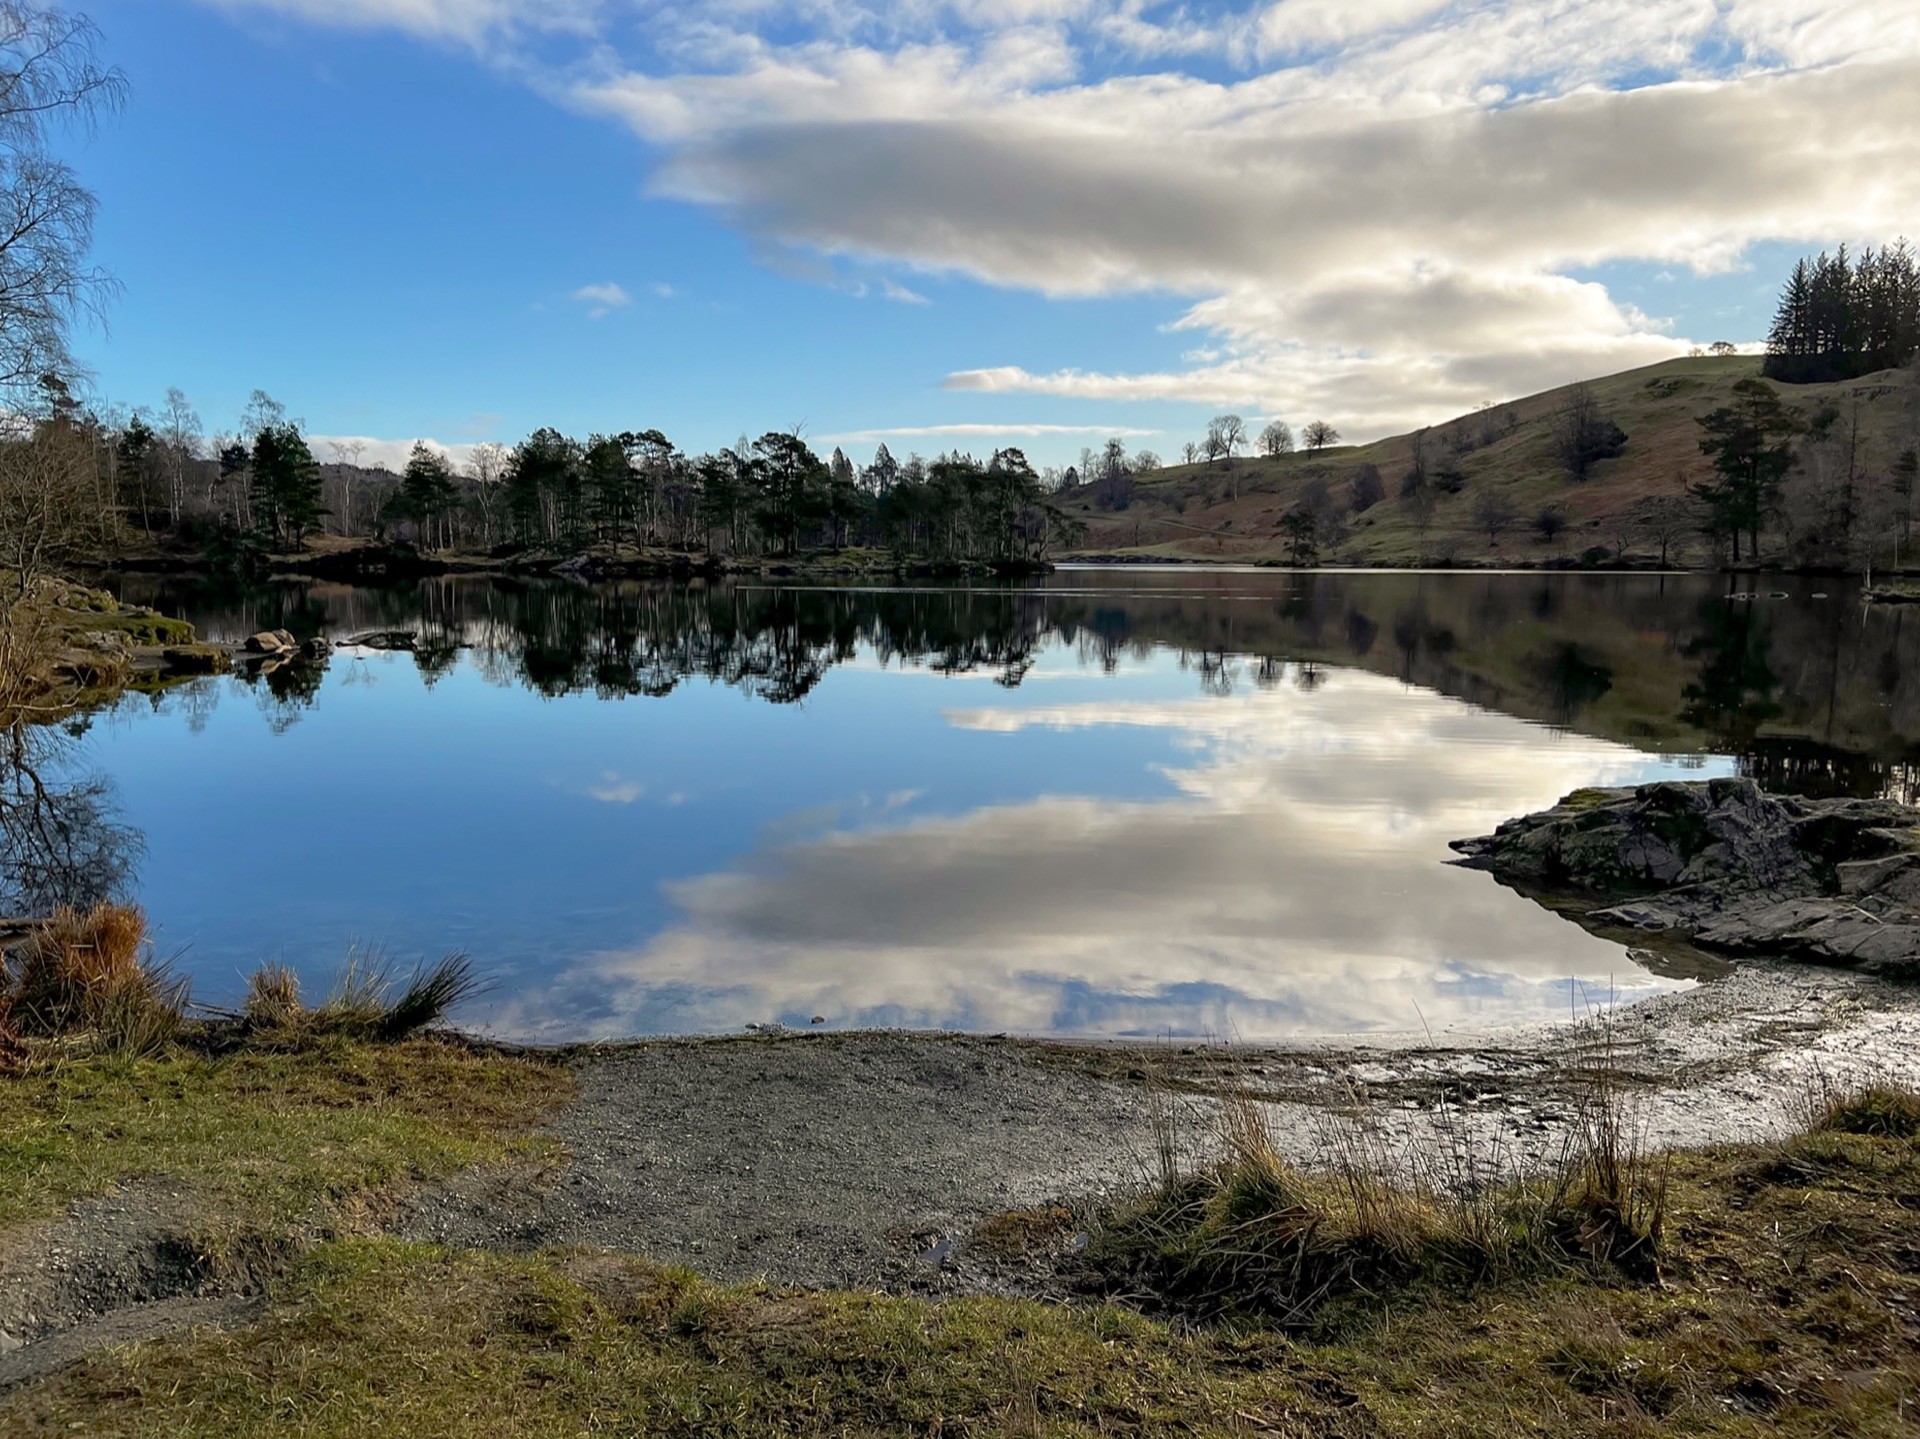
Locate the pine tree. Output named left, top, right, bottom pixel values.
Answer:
left=584, top=435, right=633, bottom=544
left=393, top=442, right=458, bottom=550
left=1765, top=241, right=1920, bottom=381
left=1693, top=379, right=1801, bottom=561
left=115, top=414, right=155, bottom=530
left=250, top=423, right=325, bottom=552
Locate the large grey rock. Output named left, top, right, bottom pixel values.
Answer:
left=1453, top=779, right=1920, bottom=981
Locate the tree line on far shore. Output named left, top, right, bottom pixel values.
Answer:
left=88, top=391, right=1096, bottom=568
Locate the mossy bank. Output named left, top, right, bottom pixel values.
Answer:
left=0, top=577, right=227, bottom=725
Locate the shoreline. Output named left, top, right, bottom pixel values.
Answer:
left=409, top=955, right=1920, bottom=1293
left=3, top=910, right=1916, bottom=1420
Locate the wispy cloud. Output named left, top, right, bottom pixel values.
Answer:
left=201, top=0, right=599, bottom=45
left=586, top=772, right=646, bottom=804
left=571, top=281, right=633, bottom=319
left=819, top=422, right=1161, bottom=444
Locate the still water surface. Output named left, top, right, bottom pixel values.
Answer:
left=42, top=567, right=1916, bottom=1041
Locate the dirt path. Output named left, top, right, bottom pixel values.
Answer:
left=403, top=1032, right=1160, bottom=1292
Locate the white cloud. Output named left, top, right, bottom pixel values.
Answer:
left=310, top=434, right=490, bottom=472
left=879, top=277, right=931, bottom=304
left=206, top=1, right=1920, bottom=437
left=1256, top=0, right=1454, bottom=55
left=572, top=281, right=632, bottom=319
left=566, top=6, right=1920, bottom=435
left=818, top=422, right=1160, bottom=443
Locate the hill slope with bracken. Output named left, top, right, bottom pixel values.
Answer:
left=1059, top=356, right=1920, bottom=568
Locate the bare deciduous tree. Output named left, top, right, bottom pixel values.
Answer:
left=0, top=412, right=111, bottom=600
left=1471, top=488, right=1517, bottom=543
left=326, top=438, right=366, bottom=537
left=1639, top=491, right=1700, bottom=568
left=1551, top=382, right=1627, bottom=479
left=0, top=2, right=126, bottom=404
left=1302, top=420, right=1341, bottom=452
left=157, top=387, right=200, bottom=525
left=1259, top=420, right=1294, bottom=458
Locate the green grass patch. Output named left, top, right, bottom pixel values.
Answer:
left=10, top=1121, right=1920, bottom=1437
left=0, top=1036, right=572, bottom=1231
left=5, top=1239, right=1353, bottom=1438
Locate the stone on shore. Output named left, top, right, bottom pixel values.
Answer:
left=1451, top=778, right=1920, bottom=980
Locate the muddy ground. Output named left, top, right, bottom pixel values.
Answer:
left=404, top=959, right=1920, bottom=1293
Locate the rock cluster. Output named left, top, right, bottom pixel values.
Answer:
left=1451, top=778, right=1920, bottom=979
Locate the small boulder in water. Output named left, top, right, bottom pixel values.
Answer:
left=244, top=629, right=296, bottom=655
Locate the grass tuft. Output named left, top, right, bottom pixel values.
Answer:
left=5, top=903, right=187, bottom=1053
left=1560, top=1056, right=1668, bottom=1278
left=378, top=952, right=485, bottom=1041
left=242, top=949, right=486, bottom=1045
left=1797, top=1068, right=1920, bottom=1140
left=1084, top=1039, right=1671, bottom=1329
left=242, top=962, right=303, bottom=1029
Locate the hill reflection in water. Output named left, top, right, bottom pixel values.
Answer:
left=48, top=568, right=1908, bottom=1040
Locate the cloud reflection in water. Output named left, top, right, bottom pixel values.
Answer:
left=495, top=666, right=1716, bottom=1041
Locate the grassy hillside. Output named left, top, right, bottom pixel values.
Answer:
left=1061, top=356, right=1920, bottom=567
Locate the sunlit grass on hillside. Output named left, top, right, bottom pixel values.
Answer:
left=1063, top=356, right=1918, bottom=567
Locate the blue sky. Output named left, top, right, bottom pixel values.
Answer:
left=69, top=1, right=1920, bottom=470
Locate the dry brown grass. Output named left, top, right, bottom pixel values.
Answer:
left=1085, top=1039, right=1670, bottom=1329
left=4, top=902, right=185, bottom=1052
left=242, top=962, right=303, bottom=1029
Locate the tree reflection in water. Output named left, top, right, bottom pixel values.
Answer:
left=106, top=570, right=1920, bottom=800
left=0, top=722, right=142, bottom=917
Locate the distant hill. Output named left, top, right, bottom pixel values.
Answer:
left=1059, top=356, right=1920, bottom=567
